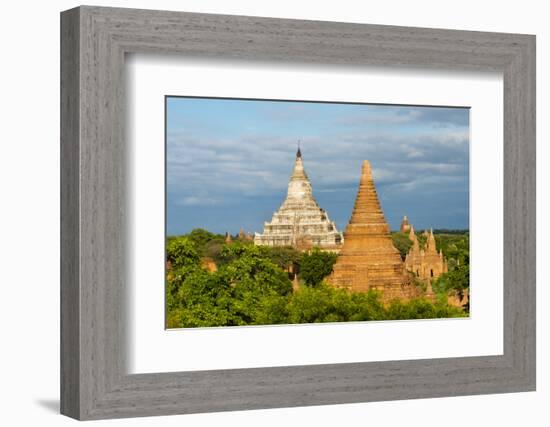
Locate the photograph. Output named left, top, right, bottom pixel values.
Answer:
left=165, top=97, right=470, bottom=328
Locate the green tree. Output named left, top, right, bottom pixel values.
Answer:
left=287, top=285, right=334, bottom=323
left=391, top=232, right=413, bottom=260
left=433, top=263, right=469, bottom=293
left=254, top=295, right=290, bottom=325
left=300, top=248, right=338, bottom=287
left=202, top=238, right=226, bottom=264
left=385, top=297, right=466, bottom=320
left=432, top=262, right=470, bottom=314
left=175, top=268, right=237, bottom=327
left=218, top=246, right=293, bottom=325
left=166, top=236, right=199, bottom=268
left=258, top=246, right=301, bottom=271
left=184, top=228, right=226, bottom=256
left=287, top=285, right=386, bottom=324
left=434, top=233, right=469, bottom=268
left=349, top=290, right=386, bottom=321
left=169, top=242, right=294, bottom=327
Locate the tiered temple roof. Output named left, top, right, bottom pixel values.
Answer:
left=405, top=226, right=448, bottom=281
left=254, top=148, right=343, bottom=250
left=328, top=161, right=420, bottom=301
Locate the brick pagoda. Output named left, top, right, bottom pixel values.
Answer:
left=328, top=160, right=420, bottom=301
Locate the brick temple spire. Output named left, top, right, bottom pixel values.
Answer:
left=347, top=161, right=387, bottom=229
left=426, top=228, right=437, bottom=252
left=329, top=161, right=417, bottom=300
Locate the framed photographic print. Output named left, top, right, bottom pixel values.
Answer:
left=61, top=5, right=536, bottom=420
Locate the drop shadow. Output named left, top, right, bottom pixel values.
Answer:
left=35, top=398, right=59, bottom=414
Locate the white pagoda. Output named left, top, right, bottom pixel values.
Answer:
left=254, top=148, right=343, bottom=250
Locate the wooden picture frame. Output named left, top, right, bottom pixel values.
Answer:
left=60, top=5, right=536, bottom=420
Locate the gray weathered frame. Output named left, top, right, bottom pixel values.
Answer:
left=60, top=5, right=536, bottom=421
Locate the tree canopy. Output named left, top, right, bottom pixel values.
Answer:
left=166, top=229, right=469, bottom=328
left=299, top=248, right=338, bottom=287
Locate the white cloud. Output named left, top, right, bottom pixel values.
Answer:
left=177, top=196, right=221, bottom=206
left=166, top=108, right=469, bottom=213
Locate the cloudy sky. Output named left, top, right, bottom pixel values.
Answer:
left=166, top=97, right=469, bottom=236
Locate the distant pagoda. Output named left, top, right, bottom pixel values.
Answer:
left=328, top=161, right=420, bottom=301
left=400, top=215, right=412, bottom=233
left=405, top=225, right=448, bottom=281
left=254, top=148, right=343, bottom=250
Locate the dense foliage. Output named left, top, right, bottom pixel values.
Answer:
left=391, top=232, right=413, bottom=260
left=166, top=229, right=469, bottom=328
left=299, top=248, right=338, bottom=287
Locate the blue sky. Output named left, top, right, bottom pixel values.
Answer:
left=166, top=97, right=469, bottom=235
